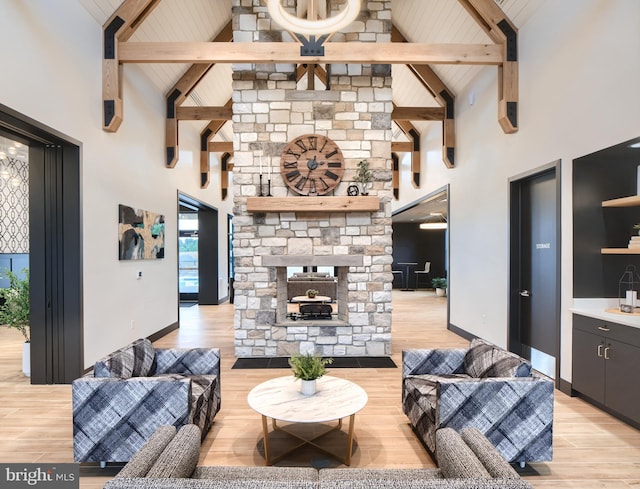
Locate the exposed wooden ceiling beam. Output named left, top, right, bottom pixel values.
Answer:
left=392, top=25, right=456, bottom=169
left=459, top=0, right=518, bottom=133
left=176, top=106, right=233, bottom=121
left=208, top=142, right=234, bottom=152
left=199, top=114, right=232, bottom=188
left=118, top=42, right=504, bottom=65
left=391, top=142, right=414, bottom=152
left=391, top=153, right=400, bottom=200
left=102, top=0, right=160, bottom=132
left=392, top=107, right=445, bottom=121
left=394, top=120, right=422, bottom=188
left=165, top=21, right=233, bottom=167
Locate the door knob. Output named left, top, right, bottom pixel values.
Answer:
left=520, top=290, right=531, bottom=297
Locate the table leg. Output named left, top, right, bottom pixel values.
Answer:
left=262, top=415, right=271, bottom=465
left=345, top=414, right=356, bottom=466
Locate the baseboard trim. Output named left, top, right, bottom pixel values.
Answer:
left=558, top=378, right=572, bottom=396
left=148, top=321, right=179, bottom=343
left=447, top=323, right=476, bottom=342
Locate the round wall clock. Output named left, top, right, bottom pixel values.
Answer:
left=280, top=134, right=345, bottom=196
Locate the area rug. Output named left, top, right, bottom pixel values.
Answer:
left=232, top=356, right=396, bottom=369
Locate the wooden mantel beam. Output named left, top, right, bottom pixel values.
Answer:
left=118, top=42, right=504, bottom=65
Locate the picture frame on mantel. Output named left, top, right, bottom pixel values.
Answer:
left=118, top=204, right=165, bottom=260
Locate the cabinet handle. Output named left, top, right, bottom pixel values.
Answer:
left=597, top=344, right=603, bottom=357
left=604, top=346, right=611, bottom=360
left=597, top=325, right=611, bottom=332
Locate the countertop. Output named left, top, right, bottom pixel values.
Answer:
left=571, top=298, right=640, bottom=329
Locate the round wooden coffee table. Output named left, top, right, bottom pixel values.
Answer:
left=247, top=375, right=368, bottom=465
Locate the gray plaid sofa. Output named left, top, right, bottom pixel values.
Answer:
left=72, top=338, right=221, bottom=464
left=403, top=338, right=554, bottom=466
left=103, top=424, right=533, bottom=489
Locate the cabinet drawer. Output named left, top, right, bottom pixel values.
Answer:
left=573, top=314, right=640, bottom=348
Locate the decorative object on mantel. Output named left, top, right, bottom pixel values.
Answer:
left=618, top=265, right=640, bottom=313
left=0, top=268, right=30, bottom=376
left=280, top=134, right=344, bottom=196
left=257, top=149, right=272, bottom=197
left=354, top=159, right=373, bottom=196
left=288, top=352, right=333, bottom=396
left=347, top=184, right=359, bottom=196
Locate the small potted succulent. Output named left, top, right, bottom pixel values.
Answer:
left=306, top=289, right=319, bottom=299
left=289, top=352, right=333, bottom=395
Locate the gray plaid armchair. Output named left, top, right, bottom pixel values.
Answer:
left=402, top=338, right=553, bottom=466
left=72, top=338, right=221, bottom=464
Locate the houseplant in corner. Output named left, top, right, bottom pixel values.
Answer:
left=0, top=268, right=30, bottom=376
left=289, top=352, right=333, bottom=395
left=432, top=277, right=447, bottom=297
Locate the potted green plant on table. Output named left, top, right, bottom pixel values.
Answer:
left=432, top=277, right=447, bottom=297
left=305, top=289, right=319, bottom=299
left=288, top=352, right=333, bottom=395
left=354, top=159, right=373, bottom=195
left=0, top=268, right=30, bottom=376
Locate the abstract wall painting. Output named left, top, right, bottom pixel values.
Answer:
left=118, top=204, right=165, bottom=260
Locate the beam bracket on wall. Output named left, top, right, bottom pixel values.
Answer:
left=392, top=25, right=456, bottom=170
left=165, top=21, right=232, bottom=168
left=102, top=0, right=160, bottom=132
left=459, top=0, right=519, bottom=133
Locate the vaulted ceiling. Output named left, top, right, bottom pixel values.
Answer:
left=78, top=0, right=543, bottom=221
left=80, top=0, right=541, bottom=141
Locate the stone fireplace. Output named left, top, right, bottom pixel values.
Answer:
left=232, top=0, right=393, bottom=358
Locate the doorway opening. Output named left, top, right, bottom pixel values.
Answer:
left=177, top=193, right=219, bottom=306
left=0, top=103, right=83, bottom=384
left=509, top=161, right=561, bottom=383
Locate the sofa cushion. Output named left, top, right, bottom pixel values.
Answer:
left=319, top=468, right=443, bottom=483
left=115, top=425, right=176, bottom=479
left=461, top=427, right=520, bottom=479
left=94, top=338, right=156, bottom=378
left=435, top=427, right=491, bottom=479
left=464, top=339, right=531, bottom=378
left=146, top=424, right=200, bottom=478
left=193, top=466, right=318, bottom=481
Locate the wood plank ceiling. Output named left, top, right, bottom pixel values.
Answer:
left=79, top=0, right=542, bottom=197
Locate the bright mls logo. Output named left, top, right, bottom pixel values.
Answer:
left=1, top=464, right=78, bottom=488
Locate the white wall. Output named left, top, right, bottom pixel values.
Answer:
left=393, top=0, right=640, bottom=382
left=0, top=1, right=232, bottom=368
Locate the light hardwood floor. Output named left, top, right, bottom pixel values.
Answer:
left=1, top=290, right=639, bottom=488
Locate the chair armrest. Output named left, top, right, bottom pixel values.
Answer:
left=436, top=376, right=554, bottom=429
left=402, top=348, right=466, bottom=377
left=155, top=348, right=220, bottom=376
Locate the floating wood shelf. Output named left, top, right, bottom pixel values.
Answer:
left=602, top=195, right=640, bottom=207
left=246, top=196, right=380, bottom=213
left=601, top=248, right=640, bottom=255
